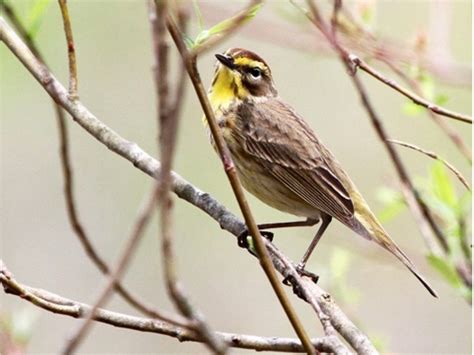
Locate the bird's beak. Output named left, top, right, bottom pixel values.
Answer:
left=215, top=53, right=235, bottom=70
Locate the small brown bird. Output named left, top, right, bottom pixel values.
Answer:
left=206, top=47, right=437, bottom=297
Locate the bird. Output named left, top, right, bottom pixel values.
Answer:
left=205, top=47, right=437, bottom=297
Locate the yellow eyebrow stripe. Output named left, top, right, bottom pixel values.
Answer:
left=234, top=57, right=265, bottom=69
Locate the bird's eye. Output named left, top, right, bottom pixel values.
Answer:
left=249, top=67, right=262, bottom=78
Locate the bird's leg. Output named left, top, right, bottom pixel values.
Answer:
left=237, top=218, right=319, bottom=248
left=295, top=214, right=332, bottom=279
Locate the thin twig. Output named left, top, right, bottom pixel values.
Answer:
left=0, top=261, right=341, bottom=353
left=381, top=57, right=472, bottom=163
left=58, top=0, right=78, bottom=99
left=150, top=2, right=226, bottom=353
left=1, top=3, right=186, bottom=327
left=167, top=14, right=316, bottom=355
left=0, top=20, right=375, bottom=353
left=62, top=186, right=160, bottom=354
left=351, top=55, right=471, bottom=124
left=388, top=139, right=471, bottom=191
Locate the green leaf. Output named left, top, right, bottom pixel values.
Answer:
left=26, top=0, right=53, bottom=39
left=402, top=101, right=424, bottom=116
left=376, top=187, right=406, bottom=222
left=435, top=93, right=449, bottom=106
left=183, top=34, right=195, bottom=49
left=430, top=161, right=457, bottom=208
left=427, top=253, right=462, bottom=289
left=194, top=3, right=263, bottom=46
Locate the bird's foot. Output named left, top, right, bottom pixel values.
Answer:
left=295, top=263, right=319, bottom=284
left=237, top=229, right=274, bottom=249
left=282, top=264, right=319, bottom=301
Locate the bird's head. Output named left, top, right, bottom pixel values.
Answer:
left=210, top=48, right=277, bottom=103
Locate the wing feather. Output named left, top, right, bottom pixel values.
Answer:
left=238, top=98, right=354, bottom=221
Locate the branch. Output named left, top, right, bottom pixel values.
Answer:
left=167, top=13, right=316, bottom=355
left=380, top=58, right=472, bottom=163
left=388, top=139, right=471, bottom=191
left=0, top=18, right=373, bottom=354
left=350, top=55, right=471, bottom=124
left=0, top=4, right=184, bottom=326
left=0, top=261, right=342, bottom=353
left=150, top=1, right=226, bottom=353
left=58, top=0, right=78, bottom=99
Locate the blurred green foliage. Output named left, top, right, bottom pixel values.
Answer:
left=377, top=161, right=472, bottom=302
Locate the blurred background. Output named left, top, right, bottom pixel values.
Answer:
left=1, top=0, right=471, bottom=353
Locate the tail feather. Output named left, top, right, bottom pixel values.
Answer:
left=350, top=212, right=438, bottom=298
left=379, top=236, right=438, bottom=298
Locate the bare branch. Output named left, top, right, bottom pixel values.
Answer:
left=388, top=139, right=471, bottom=191
left=0, top=261, right=342, bottom=353
left=62, top=186, right=160, bottom=354
left=150, top=1, right=226, bottom=353
left=58, top=0, right=78, bottom=99
left=349, top=55, right=472, bottom=124
left=381, top=58, right=472, bottom=163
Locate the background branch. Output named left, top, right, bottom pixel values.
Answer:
left=150, top=1, right=226, bottom=353
left=58, top=0, right=78, bottom=99
left=0, top=261, right=341, bottom=353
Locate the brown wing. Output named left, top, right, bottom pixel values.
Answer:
left=236, top=98, right=354, bottom=221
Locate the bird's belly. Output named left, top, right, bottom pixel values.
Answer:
left=233, top=152, right=320, bottom=219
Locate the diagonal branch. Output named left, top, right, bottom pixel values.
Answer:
left=351, top=56, right=471, bottom=124
left=150, top=1, right=226, bottom=353
left=387, top=139, right=471, bottom=191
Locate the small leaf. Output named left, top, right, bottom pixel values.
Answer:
left=430, top=161, right=457, bottom=208
left=26, top=0, right=53, bottom=39
left=435, top=93, right=449, bottom=106
left=376, top=187, right=406, bottom=222
left=195, top=3, right=263, bottom=45
left=427, top=253, right=462, bottom=289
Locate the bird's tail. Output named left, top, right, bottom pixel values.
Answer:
left=350, top=209, right=438, bottom=298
